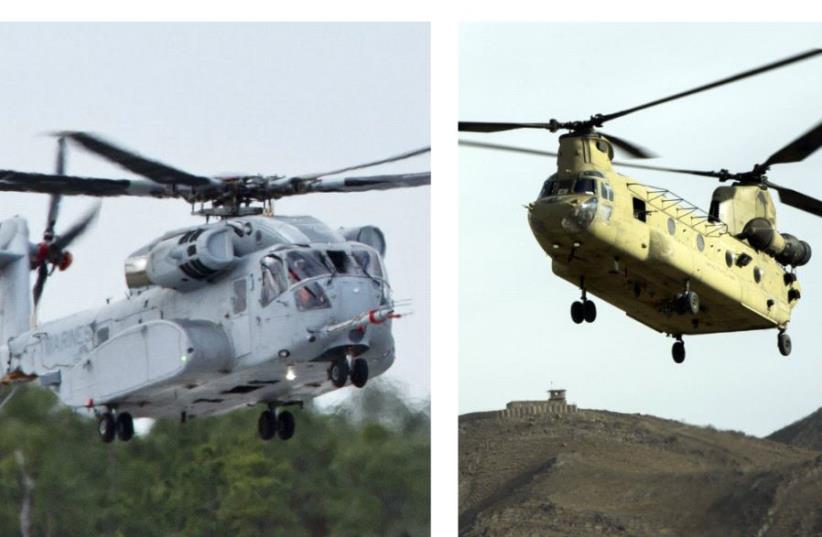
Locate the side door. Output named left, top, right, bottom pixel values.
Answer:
left=228, top=274, right=253, bottom=358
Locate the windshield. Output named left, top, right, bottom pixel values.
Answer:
left=286, top=250, right=331, bottom=284
left=325, top=249, right=366, bottom=276
left=352, top=246, right=384, bottom=279
left=538, top=175, right=598, bottom=199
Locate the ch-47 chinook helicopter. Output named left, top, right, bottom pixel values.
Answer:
left=0, top=132, right=429, bottom=442
left=460, top=49, right=822, bottom=364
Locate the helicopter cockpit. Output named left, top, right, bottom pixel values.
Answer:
left=260, top=244, right=387, bottom=311
left=538, top=171, right=603, bottom=200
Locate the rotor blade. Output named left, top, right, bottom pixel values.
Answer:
left=56, top=136, right=66, bottom=175
left=58, top=131, right=218, bottom=188
left=46, top=137, right=67, bottom=238
left=599, top=131, right=657, bottom=159
left=767, top=180, right=822, bottom=217
left=299, top=172, right=430, bottom=194
left=460, top=139, right=724, bottom=178
left=295, top=146, right=430, bottom=180
left=52, top=202, right=101, bottom=252
left=459, top=139, right=558, bottom=158
left=599, top=49, right=822, bottom=124
left=459, top=121, right=554, bottom=133
left=0, top=170, right=182, bottom=198
left=764, top=120, right=822, bottom=167
left=32, top=263, right=48, bottom=308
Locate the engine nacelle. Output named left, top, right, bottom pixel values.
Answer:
left=126, top=227, right=236, bottom=291
left=742, top=218, right=812, bottom=267
left=340, top=225, right=386, bottom=256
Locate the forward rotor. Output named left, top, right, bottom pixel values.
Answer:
left=459, top=49, right=822, bottom=160
left=461, top=119, right=822, bottom=217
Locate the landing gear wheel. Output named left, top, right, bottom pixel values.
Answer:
left=350, top=358, right=369, bottom=388
left=570, top=301, right=584, bottom=324
left=116, top=412, right=134, bottom=442
left=778, top=332, right=792, bottom=357
left=98, top=413, right=115, bottom=444
left=329, top=359, right=350, bottom=388
left=583, top=300, right=597, bottom=323
left=672, top=340, right=686, bottom=364
left=277, top=411, right=295, bottom=440
left=258, top=410, right=277, bottom=441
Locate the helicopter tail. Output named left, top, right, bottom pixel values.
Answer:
left=0, top=217, right=33, bottom=347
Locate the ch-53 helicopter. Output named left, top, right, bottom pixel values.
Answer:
left=460, top=49, right=822, bottom=363
left=0, top=132, right=429, bottom=442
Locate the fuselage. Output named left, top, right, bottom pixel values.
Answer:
left=527, top=133, right=802, bottom=336
left=1, top=215, right=396, bottom=419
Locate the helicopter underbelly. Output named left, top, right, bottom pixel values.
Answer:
left=547, top=233, right=792, bottom=337
left=99, top=323, right=395, bottom=420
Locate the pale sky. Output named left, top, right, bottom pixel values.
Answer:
left=459, top=23, right=822, bottom=436
left=0, top=23, right=430, bottom=402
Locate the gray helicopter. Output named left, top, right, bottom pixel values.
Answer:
left=0, top=132, right=429, bottom=443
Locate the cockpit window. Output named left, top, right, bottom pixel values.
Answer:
left=539, top=176, right=572, bottom=198
left=573, top=178, right=597, bottom=195
left=539, top=175, right=599, bottom=199
left=352, top=246, right=384, bottom=279
left=294, top=282, right=330, bottom=311
left=260, top=255, right=288, bottom=307
left=286, top=250, right=330, bottom=284
left=325, top=250, right=365, bottom=276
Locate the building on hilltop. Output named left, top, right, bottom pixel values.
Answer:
left=499, top=389, right=577, bottom=419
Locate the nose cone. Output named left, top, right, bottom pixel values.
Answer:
left=528, top=196, right=577, bottom=234
left=528, top=194, right=597, bottom=255
left=331, top=277, right=385, bottom=321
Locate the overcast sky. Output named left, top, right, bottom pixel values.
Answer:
left=459, top=23, right=822, bottom=436
left=0, top=23, right=430, bottom=403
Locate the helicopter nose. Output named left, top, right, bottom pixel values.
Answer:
left=332, top=278, right=384, bottom=320
left=528, top=197, right=577, bottom=232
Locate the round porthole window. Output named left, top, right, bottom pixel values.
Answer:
left=596, top=140, right=609, bottom=153
left=725, top=250, right=734, bottom=267
left=667, top=218, right=676, bottom=235
left=753, top=267, right=762, bottom=283
left=696, top=234, right=705, bottom=252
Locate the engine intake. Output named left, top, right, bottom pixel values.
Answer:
left=125, top=227, right=236, bottom=291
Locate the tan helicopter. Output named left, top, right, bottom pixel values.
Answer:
left=460, top=49, right=822, bottom=363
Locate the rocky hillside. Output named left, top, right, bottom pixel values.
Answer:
left=460, top=409, right=822, bottom=537
left=769, top=407, right=822, bottom=452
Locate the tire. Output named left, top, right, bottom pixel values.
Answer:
left=116, top=412, right=134, bottom=442
left=258, top=410, right=277, bottom=441
left=98, top=413, right=116, bottom=444
left=350, top=358, right=369, bottom=388
left=778, top=332, right=792, bottom=357
left=570, top=301, right=584, bottom=324
left=672, top=341, right=685, bottom=364
left=329, top=359, right=349, bottom=388
left=278, top=411, right=295, bottom=440
left=583, top=300, right=597, bottom=323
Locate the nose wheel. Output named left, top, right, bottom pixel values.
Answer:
left=329, top=358, right=350, bottom=388
left=329, top=356, right=370, bottom=388
left=350, top=358, right=369, bottom=388
left=571, top=282, right=597, bottom=324
left=671, top=336, right=685, bottom=364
